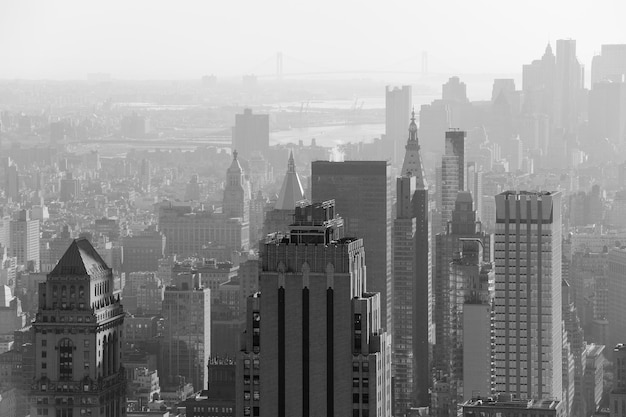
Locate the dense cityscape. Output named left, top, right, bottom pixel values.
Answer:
left=2, top=10, right=626, bottom=416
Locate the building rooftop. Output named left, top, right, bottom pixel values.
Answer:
left=49, top=238, right=110, bottom=277
left=462, top=396, right=560, bottom=410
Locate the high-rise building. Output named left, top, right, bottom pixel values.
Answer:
left=591, top=44, right=626, bottom=85
left=162, top=271, right=211, bottom=391
left=466, top=162, right=483, bottom=221
left=223, top=151, right=251, bottom=222
left=139, top=158, right=151, bottom=192
left=494, top=191, right=562, bottom=400
left=441, top=130, right=466, bottom=230
left=610, top=343, right=626, bottom=417
left=434, top=192, right=490, bottom=374
left=385, top=85, right=412, bottom=165
left=608, top=247, right=626, bottom=352
left=237, top=201, right=392, bottom=417
left=311, top=161, right=392, bottom=326
left=59, top=173, right=80, bottom=202
left=451, top=239, right=494, bottom=405
left=554, top=39, right=583, bottom=133
left=562, top=280, right=586, bottom=417
left=588, top=80, right=626, bottom=145
left=121, top=230, right=166, bottom=273
left=232, top=109, right=270, bottom=159
left=29, top=238, right=126, bottom=417
left=389, top=112, right=431, bottom=412
left=9, top=209, right=40, bottom=271
left=4, top=159, right=19, bottom=202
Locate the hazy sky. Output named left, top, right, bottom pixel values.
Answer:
left=1, top=0, right=624, bottom=80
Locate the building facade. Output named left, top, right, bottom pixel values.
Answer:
left=311, top=161, right=391, bottom=326
left=29, top=238, right=126, bottom=417
left=494, top=191, right=563, bottom=400
left=237, top=201, right=392, bottom=417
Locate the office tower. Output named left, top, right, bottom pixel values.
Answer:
left=461, top=395, right=563, bottom=417
left=140, top=158, right=151, bottom=192
left=223, top=151, right=251, bottom=222
left=466, top=162, right=483, bottom=221
left=562, top=280, right=586, bottom=417
left=441, top=130, right=466, bottom=230
left=4, top=159, right=19, bottom=202
left=185, top=174, right=201, bottom=201
left=311, top=161, right=391, bottom=326
left=385, top=85, right=412, bottom=165
left=29, top=238, right=126, bottom=417
left=59, top=172, right=80, bottom=202
left=591, top=44, right=626, bottom=85
left=494, top=191, right=562, bottom=400
left=522, top=44, right=555, bottom=119
left=611, top=344, right=626, bottom=417
left=570, top=250, right=608, bottom=335
left=9, top=209, right=40, bottom=271
left=232, top=109, right=270, bottom=159
left=434, top=193, right=491, bottom=399
left=180, top=358, right=236, bottom=417
left=583, top=344, right=605, bottom=416
left=588, top=80, right=626, bottom=145
left=554, top=39, right=583, bottom=133
left=442, top=76, right=468, bottom=102
left=608, top=247, right=626, bottom=352
left=121, top=230, right=166, bottom=273
left=389, top=112, right=431, bottom=412
left=237, top=201, right=392, bottom=417
left=158, top=200, right=249, bottom=258
left=451, top=239, right=494, bottom=405
left=162, top=271, right=211, bottom=391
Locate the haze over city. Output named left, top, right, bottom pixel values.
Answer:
left=2, top=2, right=626, bottom=417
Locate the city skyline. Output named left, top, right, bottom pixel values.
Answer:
left=1, top=1, right=625, bottom=81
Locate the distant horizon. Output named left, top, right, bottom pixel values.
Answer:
left=1, top=0, right=624, bottom=82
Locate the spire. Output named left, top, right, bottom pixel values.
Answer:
left=288, top=150, right=295, bottom=173
left=401, top=111, right=427, bottom=189
left=233, top=150, right=238, bottom=160
left=408, top=107, right=418, bottom=141
left=228, top=150, right=243, bottom=174
left=544, top=42, right=554, bottom=58
left=275, top=152, right=306, bottom=210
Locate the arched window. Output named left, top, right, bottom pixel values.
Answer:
left=79, top=286, right=85, bottom=298
left=61, top=286, right=67, bottom=297
left=59, top=339, right=74, bottom=380
left=70, top=286, right=76, bottom=298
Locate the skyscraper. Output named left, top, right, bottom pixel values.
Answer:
left=608, top=247, right=626, bottom=352
left=591, top=44, right=626, bottom=85
left=4, top=158, right=19, bottom=202
left=162, top=271, right=211, bottom=391
left=9, top=209, right=40, bottom=271
left=232, top=109, right=270, bottom=159
left=389, top=111, right=432, bottom=412
left=237, top=201, right=392, bottom=417
left=610, top=343, right=626, bottom=417
left=223, top=151, right=251, bottom=222
left=554, top=39, right=583, bottom=133
left=441, top=129, right=466, bottom=230
left=385, top=85, right=412, bottom=165
left=311, top=161, right=392, bottom=326
left=494, top=191, right=562, bottom=400
left=434, top=192, right=490, bottom=379
left=30, top=238, right=126, bottom=417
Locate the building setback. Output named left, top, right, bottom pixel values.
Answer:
left=237, top=200, right=392, bottom=417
